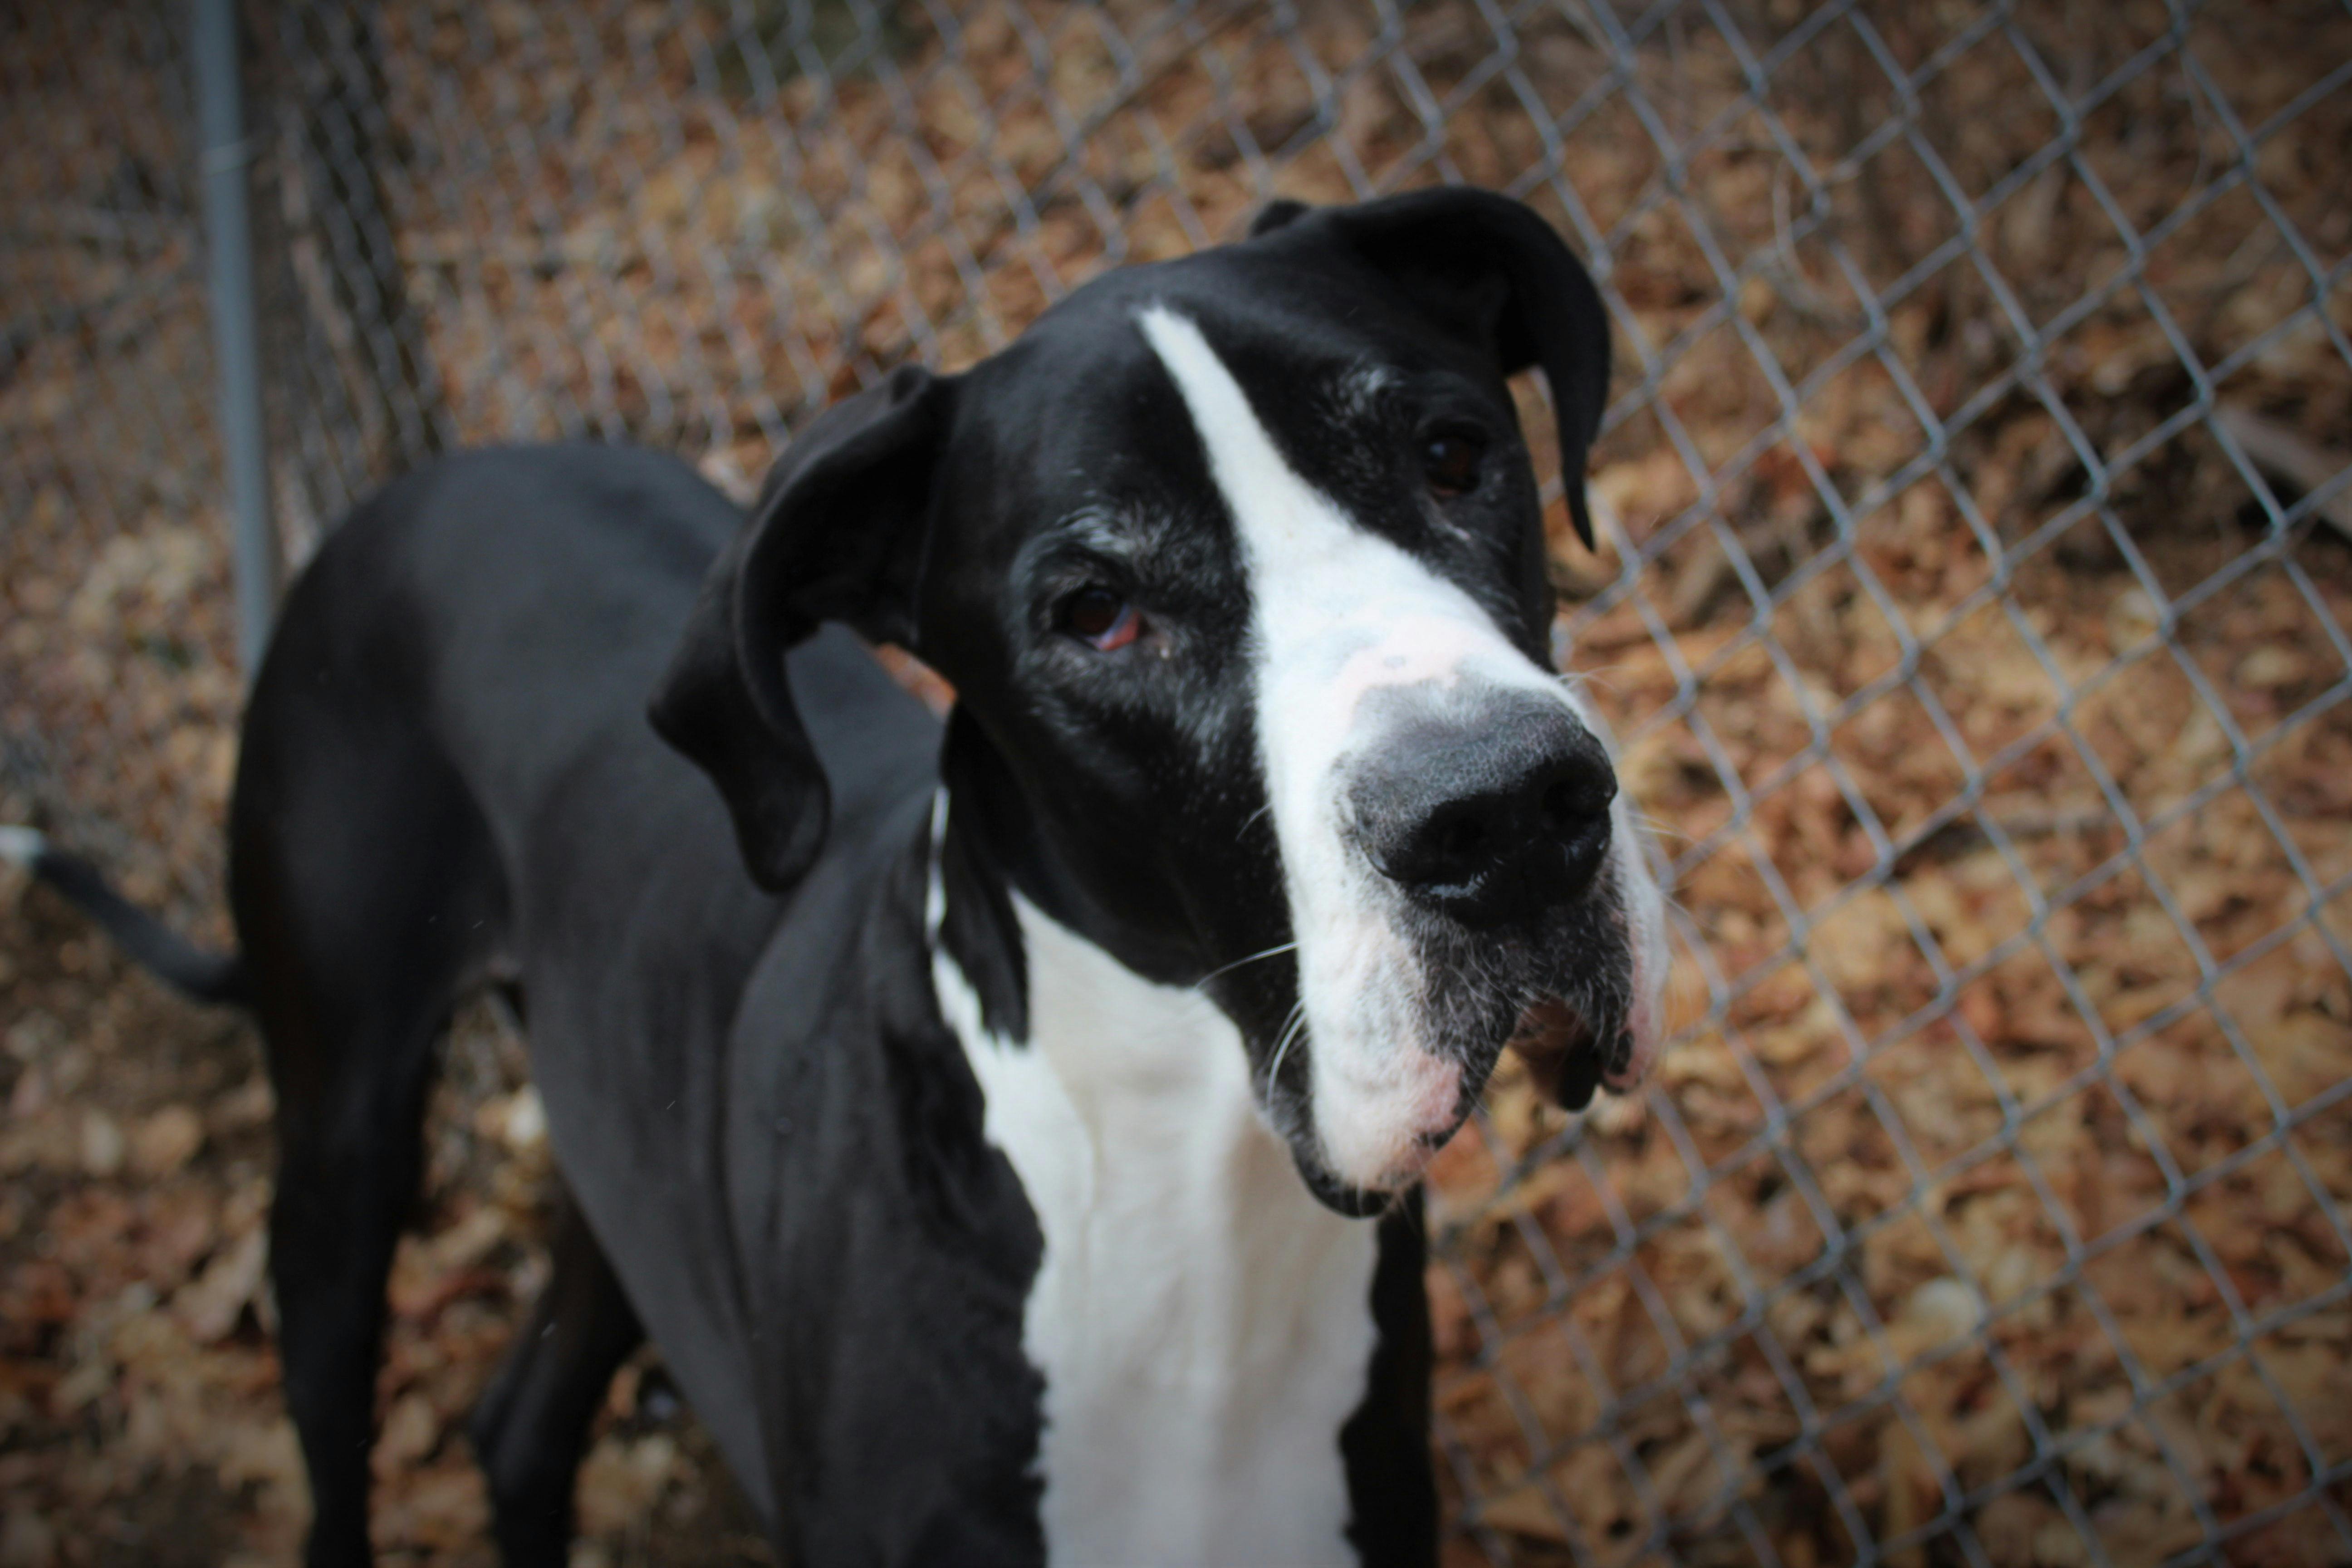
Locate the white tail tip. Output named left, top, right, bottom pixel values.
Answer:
left=0, top=826, right=49, bottom=867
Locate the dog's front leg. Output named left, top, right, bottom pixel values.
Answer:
left=470, top=1191, right=645, bottom=1568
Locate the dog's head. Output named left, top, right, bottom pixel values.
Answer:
left=655, top=187, right=1669, bottom=1214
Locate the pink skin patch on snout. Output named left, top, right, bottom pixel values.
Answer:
left=1314, top=1048, right=1465, bottom=1193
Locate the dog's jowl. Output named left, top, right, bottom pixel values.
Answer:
left=17, top=187, right=1669, bottom=1568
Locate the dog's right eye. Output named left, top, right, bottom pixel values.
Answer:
left=1058, top=586, right=1141, bottom=652
left=1422, top=428, right=1487, bottom=499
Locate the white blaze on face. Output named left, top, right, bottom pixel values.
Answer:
left=1136, top=305, right=1655, bottom=1190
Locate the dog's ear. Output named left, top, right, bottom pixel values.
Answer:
left=1283, top=188, right=1612, bottom=550
left=651, top=363, right=954, bottom=891
left=1248, top=197, right=1311, bottom=237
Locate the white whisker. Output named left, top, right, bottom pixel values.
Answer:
left=1264, top=1001, right=1309, bottom=1102
left=1199, top=939, right=1298, bottom=986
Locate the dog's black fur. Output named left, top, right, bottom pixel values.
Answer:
left=15, top=187, right=1635, bottom=1566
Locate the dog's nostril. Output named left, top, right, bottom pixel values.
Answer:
left=1540, top=766, right=1617, bottom=833
left=1540, top=779, right=1579, bottom=829
left=1435, top=812, right=1487, bottom=862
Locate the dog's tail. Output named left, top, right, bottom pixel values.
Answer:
left=2, top=826, right=250, bottom=1007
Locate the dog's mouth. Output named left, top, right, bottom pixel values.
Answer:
left=1286, top=986, right=1637, bottom=1215
left=1505, top=993, right=1635, bottom=1111
left=1416, top=886, right=1648, bottom=1112
left=1272, top=867, right=1663, bottom=1214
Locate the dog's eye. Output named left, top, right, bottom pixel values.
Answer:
left=1423, top=429, right=1486, bottom=499
left=1059, top=586, right=1141, bottom=652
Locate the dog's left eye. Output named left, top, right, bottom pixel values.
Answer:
left=1059, top=585, right=1141, bottom=652
left=1423, top=428, right=1487, bottom=499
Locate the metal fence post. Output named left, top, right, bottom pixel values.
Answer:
left=193, top=0, right=278, bottom=676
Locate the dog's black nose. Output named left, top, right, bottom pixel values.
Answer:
left=1348, top=697, right=1616, bottom=927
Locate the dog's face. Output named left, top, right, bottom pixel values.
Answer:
left=655, top=190, right=1670, bottom=1214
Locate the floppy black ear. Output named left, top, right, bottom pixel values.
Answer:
left=651, top=363, right=954, bottom=891
left=1248, top=197, right=1311, bottom=237
left=1273, top=188, right=1612, bottom=550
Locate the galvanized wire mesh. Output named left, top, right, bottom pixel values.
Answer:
left=4, top=1, right=2350, bottom=1563
left=1, top=3, right=240, bottom=929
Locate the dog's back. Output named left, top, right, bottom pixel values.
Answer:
left=21, top=189, right=1672, bottom=1568
left=229, top=445, right=936, bottom=1549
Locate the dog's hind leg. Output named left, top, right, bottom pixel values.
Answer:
left=470, top=1188, right=645, bottom=1568
left=232, top=713, right=508, bottom=1568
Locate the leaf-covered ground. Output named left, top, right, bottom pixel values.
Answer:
left=5, top=1, right=2349, bottom=1564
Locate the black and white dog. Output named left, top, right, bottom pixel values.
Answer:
left=9, top=187, right=1667, bottom=1567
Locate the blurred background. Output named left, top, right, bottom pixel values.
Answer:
left=3, top=1, right=2349, bottom=1564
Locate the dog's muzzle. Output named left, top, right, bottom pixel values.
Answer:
left=1299, top=682, right=1648, bottom=1196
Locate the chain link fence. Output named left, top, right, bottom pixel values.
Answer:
left=5, top=1, right=2351, bottom=1563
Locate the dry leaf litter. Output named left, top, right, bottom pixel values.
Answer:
left=3, top=1, right=2348, bottom=1564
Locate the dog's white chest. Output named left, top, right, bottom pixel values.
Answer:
left=929, top=874, right=1379, bottom=1566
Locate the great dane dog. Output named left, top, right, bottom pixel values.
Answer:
left=9, top=187, right=1669, bottom=1566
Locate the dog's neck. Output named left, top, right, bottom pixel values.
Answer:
left=915, top=778, right=1382, bottom=1564
left=929, top=706, right=1210, bottom=990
